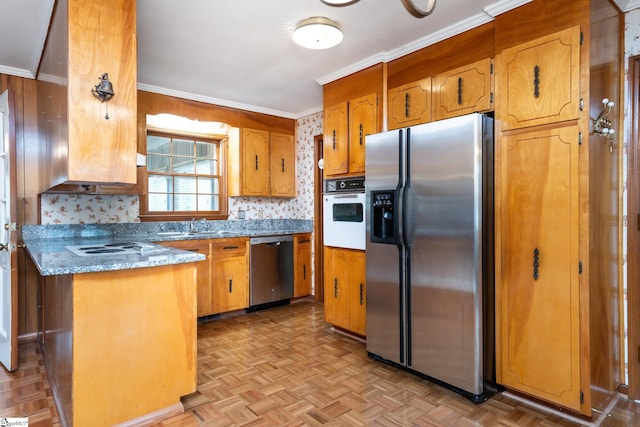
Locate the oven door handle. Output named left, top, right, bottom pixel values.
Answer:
left=329, top=193, right=363, bottom=199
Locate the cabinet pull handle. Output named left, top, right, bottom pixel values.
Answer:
left=533, top=248, right=540, bottom=280
left=457, top=77, right=463, bottom=105
left=533, top=65, right=540, bottom=98
left=303, top=264, right=307, bottom=280
left=332, top=129, right=336, bottom=150
left=281, top=158, right=285, bottom=172
left=223, top=245, right=239, bottom=250
left=229, top=278, right=233, bottom=293
left=359, top=123, right=363, bottom=145
left=359, top=283, right=363, bottom=305
left=405, top=93, right=410, bottom=117
left=300, top=239, right=310, bottom=243
left=334, top=278, right=338, bottom=297
left=255, top=155, right=259, bottom=170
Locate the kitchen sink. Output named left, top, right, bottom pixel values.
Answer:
left=156, top=231, right=193, bottom=237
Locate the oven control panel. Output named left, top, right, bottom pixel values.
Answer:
left=324, top=176, right=365, bottom=193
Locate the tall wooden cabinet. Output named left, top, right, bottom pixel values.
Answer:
left=494, top=17, right=620, bottom=415
left=37, top=0, right=138, bottom=191
left=323, top=247, right=366, bottom=336
left=497, top=125, right=581, bottom=411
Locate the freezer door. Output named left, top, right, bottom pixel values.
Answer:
left=365, top=129, right=406, bottom=365
left=406, top=114, right=487, bottom=395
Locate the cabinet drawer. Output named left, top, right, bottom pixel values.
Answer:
left=211, top=238, right=248, bottom=258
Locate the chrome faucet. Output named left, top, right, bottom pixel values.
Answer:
left=190, top=218, right=209, bottom=233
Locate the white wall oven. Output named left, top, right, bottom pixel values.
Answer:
left=323, top=177, right=366, bottom=250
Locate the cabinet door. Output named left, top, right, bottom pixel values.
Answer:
left=348, top=251, right=366, bottom=336
left=499, top=26, right=580, bottom=130
left=433, top=58, right=493, bottom=121
left=323, top=247, right=350, bottom=329
left=349, top=94, right=378, bottom=174
left=294, top=234, right=312, bottom=297
left=270, top=133, right=296, bottom=197
left=323, top=102, right=349, bottom=176
left=497, top=124, right=581, bottom=411
left=156, top=240, right=212, bottom=316
left=388, top=78, right=431, bottom=130
left=213, top=256, right=248, bottom=313
left=241, top=128, right=270, bottom=196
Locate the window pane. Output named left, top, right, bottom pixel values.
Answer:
left=148, top=175, right=172, bottom=193
left=147, top=154, right=171, bottom=173
left=147, top=135, right=171, bottom=155
left=172, top=157, right=194, bottom=174
left=174, top=194, right=197, bottom=211
left=198, top=195, right=219, bottom=211
left=198, top=177, right=219, bottom=194
left=148, top=193, right=173, bottom=212
left=196, top=141, right=216, bottom=159
left=173, top=139, right=194, bottom=157
left=195, top=159, right=217, bottom=175
left=174, top=176, right=196, bottom=194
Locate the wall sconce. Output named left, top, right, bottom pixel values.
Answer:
left=91, top=73, right=115, bottom=119
left=592, top=98, right=615, bottom=143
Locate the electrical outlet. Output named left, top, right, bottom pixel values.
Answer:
left=238, top=209, right=246, bottom=220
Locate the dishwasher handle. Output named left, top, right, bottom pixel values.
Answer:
left=250, top=235, right=294, bottom=245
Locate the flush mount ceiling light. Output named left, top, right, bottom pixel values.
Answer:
left=292, top=17, right=343, bottom=50
left=322, top=0, right=437, bottom=18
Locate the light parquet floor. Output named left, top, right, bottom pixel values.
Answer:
left=2, top=299, right=640, bottom=426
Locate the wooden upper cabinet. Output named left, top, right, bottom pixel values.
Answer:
left=388, top=78, right=431, bottom=130
left=497, top=124, right=581, bottom=411
left=348, top=94, right=377, bottom=174
left=228, top=128, right=296, bottom=198
left=433, top=58, right=494, bottom=121
left=270, top=132, right=296, bottom=198
left=38, top=0, right=138, bottom=191
left=241, top=128, right=270, bottom=196
left=499, top=26, right=581, bottom=130
left=323, top=102, right=349, bottom=176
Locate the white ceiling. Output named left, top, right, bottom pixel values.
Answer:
left=0, top=0, right=636, bottom=119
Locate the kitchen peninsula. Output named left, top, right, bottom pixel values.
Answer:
left=23, top=229, right=205, bottom=426
left=22, top=219, right=312, bottom=426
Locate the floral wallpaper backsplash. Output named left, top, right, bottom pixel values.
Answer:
left=40, top=111, right=323, bottom=224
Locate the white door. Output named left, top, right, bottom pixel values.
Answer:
left=0, top=90, right=16, bottom=371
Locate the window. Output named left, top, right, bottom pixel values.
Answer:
left=145, top=131, right=227, bottom=218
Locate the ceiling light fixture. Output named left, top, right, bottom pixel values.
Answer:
left=292, top=17, right=343, bottom=50
left=321, top=0, right=437, bottom=18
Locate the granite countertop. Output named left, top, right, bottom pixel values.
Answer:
left=22, top=219, right=313, bottom=276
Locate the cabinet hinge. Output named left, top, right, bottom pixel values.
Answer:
left=490, top=62, right=494, bottom=74
left=579, top=261, right=583, bottom=274
left=579, top=98, right=584, bottom=112
left=580, top=32, right=584, bottom=45
left=578, top=132, right=583, bottom=145
left=376, top=94, right=379, bottom=106
left=580, top=391, right=584, bottom=404
left=490, top=92, right=494, bottom=104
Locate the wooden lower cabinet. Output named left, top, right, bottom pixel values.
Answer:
left=323, top=247, right=366, bottom=336
left=496, top=124, right=582, bottom=411
left=42, top=264, right=197, bottom=426
left=159, top=237, right=249, bottom=316
left=294, top=233, right=312, bottom=297
left=158, top=239, right=212, bottom=316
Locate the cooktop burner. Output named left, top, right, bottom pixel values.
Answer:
left=65, top=242, right=169, bottom=257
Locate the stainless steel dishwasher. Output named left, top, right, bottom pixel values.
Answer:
left=249, top=235, right=294, bottom=309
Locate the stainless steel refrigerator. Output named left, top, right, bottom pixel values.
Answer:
left=365, top=113, right=497, bottom=402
